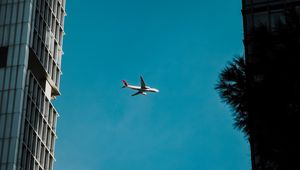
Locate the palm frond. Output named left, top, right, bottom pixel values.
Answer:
left=215, top=56, right=249, bottom=136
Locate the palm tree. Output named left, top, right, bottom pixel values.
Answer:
left=215, top=56, right=260, bottom=169
left=215, top=56, right=249, bottom=136
left=216, top=8, right=300, bottom=170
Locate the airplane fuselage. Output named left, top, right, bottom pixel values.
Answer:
left=127, top=85, right=159, bottom=93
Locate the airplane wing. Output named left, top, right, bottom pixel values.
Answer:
left=131, top=91, right=142, bottom=96
left=140, top=76, right=146, bottom=89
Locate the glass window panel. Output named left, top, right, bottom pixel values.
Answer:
left=15, top=23, right=22, bottom=44
left=37, top=0, right=41, bottom=8
left=0, top=92, right=2, bottom=110
left=49, top=156, right=53, bottom=170
left=18, top=45, right=28, bottom=66
left=54, top=0, right=57, bottom=15
left=53, top=113, right=57, bottom=129
left=33, top=32, right=38, bottom=51
left=10, top=67, right=17, bottom=88
left=13, top=89, right=23, bottom=113
left=1, top=91, right=8, bottom=113
left=11, top=45, right=18, bottom=66
left=297, top=7, right=300, bottom=15
left=41, top=96, right=45, bottom=113
left=59, top=28, right=63, bottom=45
left=34, top=163, right=39, bottom=170
left=24, top=123, right=29, bottom=145
left=45, top=81, right=52, bottom=100
left=32, top=133, right=36, bottom=153
left=48, top=8, right=51, bottom=26
left=0, top=69, right=4, bottom=88
left=0, top=140, right=2, bottom=161
left=40, top=145, right=44, bottom=163
left=25, top=100, right=31, bottom=118
left=52, top=62, right=56, bottom=81
left=0, top=26, right=3, bottom=43
left=254, top=12, right=269, bottom=28
left=4, top=67, right=10, bottom=90
left=8, top=138, right=17, bottom=162
left=34, top=110, right=39, bottom=129
left=55, top=22, right=59, bottom=39
left=48, top=106, right=52, bottom=123
left=4, top=114, right=12, bottom=138
left=44, top=152, right=49, bottom=169
left=26, top=152, right=31, bottom=169
left=21, top=24, right=30, bottom=44
left=29, top=127, right=33, bottom=149
left=61, top=9, right=64, bottom=26
left=30, top=154, right=34, bottom=169
left=16, top=66, right=25, bottom=89
left=5, top=4, right=12, bottom=25
left=56, top=68, right=60, bottom=86
left=0, top=115, right=5, bottom=135
left=245, top=0, right=252, bottom=5
left=62, top=0, right=66, bottom=7
left=56, top=4, right=60, bottom=20
left=271, top=10, right=285, bottom=30
left=3, top=26, right=9, bottom=45
left=41, top=23, right=46, bottom=41
left=47, top=127, right=50, bottom=146
left=43, top=120, right=46, bottom=141
left=45, top=29, right=50, bottom=48
left=44, top=4, right=48, bottom=23
left=37, top=140, right=41, bottom=160
left=21, top=145, right=26, bottom=168
left=0, top=6, right=6, bottom=24
left=11, top=2, right=18, bottom=23
left=48, top=57, right=52, bottom=75
left=29, top=76, right=34, bottom=95
left=0, top=46, right=8, bottom=68
left=52, top=16, right=56, bottom=33
left=50, top=133, right=55, bottom=150
left=2, top=139, right=10, bottom=162
left=37, top=116, right=41, bottom=135
left=5, top=45, right=13, bottom=67
left=23, top=1, right=31, bottom=22
left=17, top=2, right=24, bottom=23
left=7, top=90, right=15, bottom=113
left=11, top=113, right=20, bottom=137
left=9, top=24, right=16, bottom=45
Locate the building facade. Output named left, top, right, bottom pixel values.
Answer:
left=242, top=0, right=300, bottom=60
left=0, top=0, right=66, bottom=169
left=242, top=0, right=300, bottom=169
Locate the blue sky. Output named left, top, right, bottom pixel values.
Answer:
left=54, top=0, right=250, bottom=169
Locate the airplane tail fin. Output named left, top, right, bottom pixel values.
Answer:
left=122, top=80, right=128, bottom=88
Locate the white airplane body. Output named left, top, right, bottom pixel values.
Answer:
left=122, top=76, right=159, bottom=96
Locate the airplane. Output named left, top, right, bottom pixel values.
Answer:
left=122, top=76, right=159, bottom=96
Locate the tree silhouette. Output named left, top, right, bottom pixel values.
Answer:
left=215, top=56, right=249, bottom=136
left=216, top=8, right=300, bottom=170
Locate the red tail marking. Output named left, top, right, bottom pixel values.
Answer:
left=122, top=80, right=128, bottom=86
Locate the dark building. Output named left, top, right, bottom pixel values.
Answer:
left=242, top=0, right=300, bottom=169
left=242, top=0, right=300, bottom=60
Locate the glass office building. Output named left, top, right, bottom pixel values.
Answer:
left=0, top=0, right=66, bottom=169
left=242, top=0, right=300, bottom=60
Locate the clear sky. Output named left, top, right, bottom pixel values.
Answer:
left=54, top=0, right=251, bottom=169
